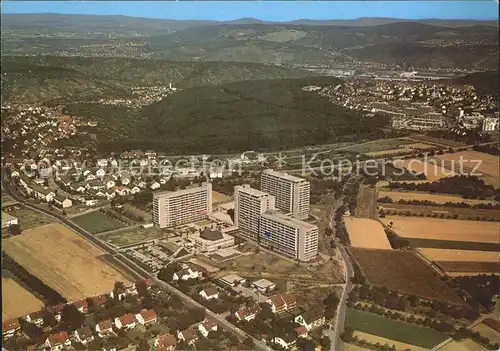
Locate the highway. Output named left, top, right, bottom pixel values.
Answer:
left=2, top=181, right=270, bottom=351
left=328, top=195, right=355, bottom=351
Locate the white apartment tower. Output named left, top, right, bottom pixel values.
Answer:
left=260, top=169, right=310, bottom=220
left=153, top=182, right=212, bottom=228
left=234, top=184, right=275, bottom=240
left=259, top=210, right=318, bottom=262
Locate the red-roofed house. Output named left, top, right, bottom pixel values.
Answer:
left=114, top=313, right=136, bottom=329
left=154, top=334, right=177, bottom=351
left=198, top=318, right=218, bottom=337
left=2, top=318, right=20, bottom=338
left=90, top=294, right=108, bottom=307
left=295, top=326, right=308, bottom=338
left=135, top=309, right=157, bottom=325
left=95, top=319, right=114, bottom=337
left=72, top=299, right=88, bottom=313
left=46, top=331, right=71, bottom=351
left=267, top=293, right=296, bottom=314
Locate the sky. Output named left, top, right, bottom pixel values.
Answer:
left=2, top=1, right=498, bottom=21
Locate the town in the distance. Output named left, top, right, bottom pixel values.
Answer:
left=1, top=2, right=500, bottom=351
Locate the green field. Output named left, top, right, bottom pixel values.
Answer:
left=71, top=211, right=127, bottom=234
left=96, top=226, right=167, bottom=247
left=339, top=138, right=416, bottom=154
left=5, top=206, right=53, bottom=230
left=346, top=308, right=447, bottom=349
left=408, top=238, right=500, bottom=252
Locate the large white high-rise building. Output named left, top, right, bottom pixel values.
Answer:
left=153, top=182, right=212, bottom=228
left=260, top=169, right=310, bottom=220
left=234, top=184, right=275, bottom=240
left=259, top=210, right=318, bottom=262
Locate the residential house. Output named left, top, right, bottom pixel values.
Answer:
left=74, top=326, right=94, bottom=345
left=135, top=309, right=157, bottom=325
left=95, top=319, right=114, bottom=337
left=47, top=303, right=66, bottom=322
left=295, top=326, right=308, bottom=338
left=272, top=334, right=296, bottom=350
left=145, top=150, right=157, bottom=158
left=59, top=175, right=72, bottom=187
left=267, top=294, right=296, bottom=314
left=85, top=198, right=99, bottom=207
left=112, top=186, right=130, bottom=196
left=96, top=168, right=106, bottom=178
left=114, top=313, right=136, bottom=329
left=198, top=318, right=218, bottom=337
left=121, top=177, right=131, bottom=186
left=90, top=294, right=108, bottom=308
left=173, top=267, right=201, bottom=281
left=234, top=304, right=261, bottom=322
left=26, top=310, right=44, bottom=327
left=137, top=180, right=147, bottom=188
left=72, top=183, right=86, bottom=193
left=53, top=195, right=72, bottom=208
left=294, top=306, right=326, bottom=331
left=199, top=286, right=219, bottom=300
left=150, top=181, right=161, bottom=190
left=154, top=334, right=177, bottom=351
left=85, top=173, right=96, bottom=181
left=86, top=180, right=106, bottom=190
left=71, top=297, right=91, bottom=314
left=32, top=186, right=55, bottom=203
left=105, top=179, right=116, bottom=189
left=46, top=331, right=71, bottom=351
left=177, top=328, right=198, bottom=346
left=130, top=186, right=141, bottom=195
left=97, top=159, right=108, bottom=168
left=2, top=319, right=21, bottom=338
left=106, top=189, right=116, bottom=200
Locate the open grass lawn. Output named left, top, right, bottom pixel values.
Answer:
left=96, top=226, right=167, bottom=247
left=5, top=206, right=53, bottom=230
left=72, top=211, right=127, bottom=234
left=346, top=308, right=447, bottom=349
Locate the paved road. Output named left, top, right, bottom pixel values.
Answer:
left=3, top=181, right=269, bottom=351
left=328, top=195, right=355, bottom=351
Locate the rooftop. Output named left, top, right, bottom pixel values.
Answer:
left=235, top=184, right=270, bottom=197
left=262, top=210, right=318, bottom=230
left=251, top=278, right=276, bottom=289
left=153, top=182, right=210, bottom=198
left=262, top=169, right=307, bottom=183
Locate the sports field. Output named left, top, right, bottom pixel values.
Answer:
left=340, top=138, right=417, bottom=154
left=3, top=223, right=132, bottom=301
left=344, top=217, right=391, bottom=249
left=97, top=226, right=167, bottom=247
left=2, top=277, right=44, bottom=320
left=72, top=210, right=127, bottom=233
left=381, top=216, right=499, bottom=243
left=346, top=308, right=447, bottom=349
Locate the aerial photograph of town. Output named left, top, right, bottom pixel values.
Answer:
left=0, top=1, right=499, bottom=350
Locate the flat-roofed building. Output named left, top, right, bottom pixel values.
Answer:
left=192, top=228, right=234, bottom=253
left=261, top=169, right=310, bottom=220
left=219, top=274, right=246, bottom=287
left=234, top=184, right=275, bottom=240
left=259, top=210, right=318, bottom=262
left=251, top=278, right=276, bottom=293
left=153, top=183, right=212, bottom=228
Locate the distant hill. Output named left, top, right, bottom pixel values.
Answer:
left=450, top=71, right=500, bottom=96
left=2, top=14, right=498, bottom=69
left=63, top=77, right=391, bottom=154
left=0, top=56, right=310, bottom=103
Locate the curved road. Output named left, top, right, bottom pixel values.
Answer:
left=328, top=195, right=355, bottom=351
left=3, top=181, right=269, bottom=351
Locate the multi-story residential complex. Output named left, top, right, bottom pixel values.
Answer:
left=259, top=210, right=318, bottom=262
left=234, top=184, right=275, bottom=240
left=260, top=169, right=310, bottom=220
left=152, top=183, right=212, bottom=228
